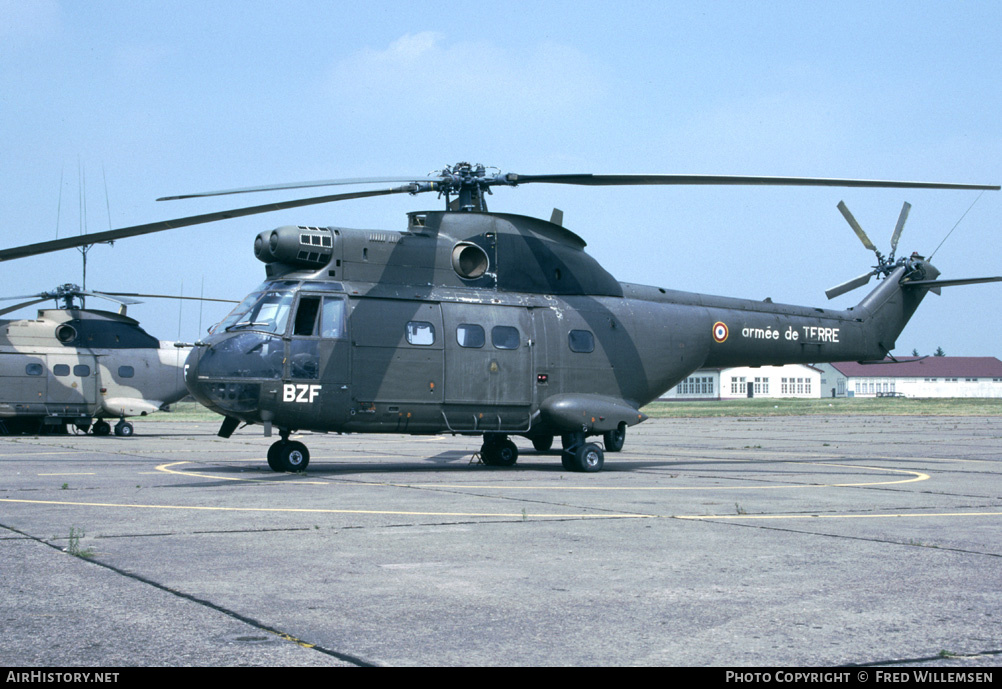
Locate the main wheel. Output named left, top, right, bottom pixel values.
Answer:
left=269, top=440, right=310, bottom=472
left=566, top=442, right=604, bottom=473
left=92, top=420, right=111, bottom=436
left=114, top=421, right=134, bottom=437
left=603, top=425, right=626, bottom=453
left=531, top=435, right=554, bottom=452
left=481, top=437, right=518, bottom=467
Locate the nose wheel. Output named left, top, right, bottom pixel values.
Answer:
left=267, top=439, right=310, bottom=472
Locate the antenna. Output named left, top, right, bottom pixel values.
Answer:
left=928, top=191, right=985, bottom=261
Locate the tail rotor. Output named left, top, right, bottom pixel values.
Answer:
left=825, top=201, right=911, bottom=300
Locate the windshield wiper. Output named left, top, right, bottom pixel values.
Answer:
left=225, top=321, right=272, bottom=332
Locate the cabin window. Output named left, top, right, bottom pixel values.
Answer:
left=53, top=364, right=70, bottom=377
left=406, top=321, right=435, bottom=346
left=568, top=329, right=595, bottom=353
left=456, top=324, right=485, bottom=348
left=25, top=363, right=43, bottom=376
left=74, top=365, right=91, bottom=377
left=491, top=326, right=520, bottom=350
left=119, top=366, right=135, bottom=378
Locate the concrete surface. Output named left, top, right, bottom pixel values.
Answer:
left=1, top=415, right=1000, bottom=667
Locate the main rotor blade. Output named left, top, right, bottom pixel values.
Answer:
left=890, top=201, right=911, bottom=255
left=79, top=290, right=142, bottom=306
left=903, top=276, right=1002, bottom=288
left=825, top=271, right=874, bottom=300
left=836, top=201, right=878, bottom=252
left=0, top=184, right=418, bottom=262
left=99, top=291, right=239, bottom=304
left=0, top=292, right=49, bottom=302
left=158, top=177, right=426, bottom=201
left=0, top=298, right=51, bottom=317
left=502, top=173, right=1000, bottom=191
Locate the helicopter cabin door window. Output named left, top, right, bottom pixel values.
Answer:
left=491, top=325, right=520, bottom=350
left=289, top=294, right=348, bottom=381
left=406, top=321, right=436, bottom=346
left=289, top=295, right=322, bottom=380
left=568, top=329, right=595, bottom=353
left=456, top=324, right=485, bottom=348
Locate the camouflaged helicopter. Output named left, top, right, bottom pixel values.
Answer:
left=1, top=164, right=998, bottom=469
left=0, top=283, right=233, bottom=436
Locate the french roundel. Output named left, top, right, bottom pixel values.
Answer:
left=712, top=321, right=728, bottom=343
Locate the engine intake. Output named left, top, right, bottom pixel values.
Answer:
left=254, top=225, right=335, bottom=268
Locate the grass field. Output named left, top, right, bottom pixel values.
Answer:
left=641, top=397, right=1002, bottom=417
left=153, top=397, right=1002, bottom=423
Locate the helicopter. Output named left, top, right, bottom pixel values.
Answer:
left=0, top=283, right=234, bottom=436
left=1, top=164, right=998, bottom=469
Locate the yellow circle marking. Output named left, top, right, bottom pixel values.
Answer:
left=676, top=511, right=1002, bottom=521
left=0, top=459, right=949, bottom=522
left=38, top=473, right=97, bottom=476
left=154, top=460, right=929, bottom=490
left=0, top=497, right=638, bottom=520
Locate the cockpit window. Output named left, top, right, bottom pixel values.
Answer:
left=320, top=297, right=345, bottom=338
left=213, top=281, right=300, bottom=334
left=215, top=289, right=295, bottom=335
left=293, top=296, right=322, bottom=336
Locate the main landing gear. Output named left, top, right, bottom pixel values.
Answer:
left=481, top=425, right=627, bottom=472
left=480, top=433, right=519, bottom=467
left=90, top=419, right=134, bottom=436
left=560, top=431, right=605, bottom=472
left=267, top=431, right=310, bottom=472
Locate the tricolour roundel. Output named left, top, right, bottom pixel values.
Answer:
left=712, top=321, right=729, bottom=343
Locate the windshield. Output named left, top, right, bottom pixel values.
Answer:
left=214, top=286, right=295, bottom=335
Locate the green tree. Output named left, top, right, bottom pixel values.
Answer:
left=934, top=347, right=945, bottom=357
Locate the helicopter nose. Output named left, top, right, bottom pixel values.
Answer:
left=184, top=333, right=279, bottom=417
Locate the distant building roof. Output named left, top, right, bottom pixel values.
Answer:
left=827, top=357, right=1002, bottom=378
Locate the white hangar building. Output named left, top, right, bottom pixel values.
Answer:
left=813, top=357, right=1002, bottom=398
left=662, top=364, right=823, bottom=401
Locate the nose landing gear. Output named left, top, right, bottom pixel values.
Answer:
left=267, top=430, right=310, bottom=472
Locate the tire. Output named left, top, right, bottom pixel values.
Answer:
left=114, top=421, right=134, bottom=437
left=481, top=437, right=518, bottom=467
left=568, top=442, right=604, bottom=473
left=531, top=435, right=554, bottom=452
left=267, top=443, right=284, bottom=472
left=92, top=421, right=111, bottom=436
left=274, top=440, right=310, bottom=472
left=603, top=425, right=626, bottom=453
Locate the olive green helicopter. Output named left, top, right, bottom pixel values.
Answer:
left=2, top=164, right=998, bottom=471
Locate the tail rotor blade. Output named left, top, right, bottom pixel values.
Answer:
left=837, top=201, right=878, bottom=252
left=890, top=201, right=911, bottom=256
left=825, top=271, right=874, bottom=300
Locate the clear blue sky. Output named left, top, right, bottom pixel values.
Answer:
left=2, top=1, right=999, bottom=356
